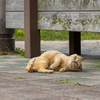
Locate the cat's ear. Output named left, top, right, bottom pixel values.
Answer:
left=71, top=54, right=78, bottom=60
left=79, top=56, right=84, bottom=61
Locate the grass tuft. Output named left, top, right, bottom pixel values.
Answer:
left=1, top=56, right=9, bottom=59
left=93, top=62, right=100, bottom=68
left=55, top=78, right=87, bottom=86
left=14, top=76, right=25, bottom=80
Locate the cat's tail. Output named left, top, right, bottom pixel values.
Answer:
left=26, top=57, right=36, bottom=72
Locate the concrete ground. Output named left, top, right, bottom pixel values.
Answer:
left=0, top=40, right=100, bottom=100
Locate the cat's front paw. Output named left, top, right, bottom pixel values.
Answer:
left=47, top=70, right=54, bottom=73
left=50, top=65, right=55, bottom=69
left=59, top=68, right=66, bottom=72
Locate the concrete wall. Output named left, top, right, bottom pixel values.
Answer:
left=6, top=0, right=100, bottom=32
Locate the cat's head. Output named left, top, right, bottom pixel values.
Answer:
left=68, top=54, right=84, bottom=71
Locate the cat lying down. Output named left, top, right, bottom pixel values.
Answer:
left=26, top=51, right=84, bottom=73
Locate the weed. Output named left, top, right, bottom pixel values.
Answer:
left=0, top=47, right=14, bottom=56
left=65, top=79, right=69, bottom=83
left=14, top=48, right=25, bottom=56
left=75, top=82, right=81, bottom=85
left=13, top=73, right=17, bottom=74
left=41, top=50, right=47, bottom=54
left=0, top=47, right=25, bottom=57
left=1, top=56, right=9, bottom=59
left=59, top=79, right=65, bottom=82
left=14, top=29, right=25, bottom=41
left=60, top=76, right=63, bottom=78
left=74, top=82, right=87, bottom=86
left=93, top=63, right=100, bottom=68
left=0, top=47, right=47, bottom=57
left=61, top=79, right=70, bottom=83
left=85, top=65, right=87, bottom=67
left=14, top=76, right=25, bottom=80
left=82, top=84, right=87, bottom=86
left=56, top=79, right=69, bottom=83
left=56, top=79, right=87, bottom=86
left=6, top=47, right=12, bottom=53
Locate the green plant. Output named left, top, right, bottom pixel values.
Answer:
left=14, top=76, right=25, bottom=80
left=41, top=50, right=47, bottom=54
left=14, top=29, right=100, bottom=41
left=55, top=79, right=87, bottom=86
left=13, top=73, right=17, bottom=74
left=60, top=76, right=63, bottom=78
left=93, top=62, right=100, bottom=68
left=1, top=56, right=9, bottom=59
left=0, top=47, right=14, bottom=55
left=81, top=32, right=100, bottom=40
left=0, top=47, right=47, bottom=57
left=74, top=81, right=87, bottom=86
left=14, top=48, right=25, bottom=56
left=85, top=65, right=87, bottom=67
left=0, top=47, right=25, bottom=56
left=82, top=84, right=87, bottom=86
left=55, top=79, right=70, bottom=83
left=6, top=47, right=11, bottom=53
left=75, top=82, right=81, bottom=85
left=14, top=48, right=47, bottom=56
left=40, top=30, right=69, bottom=41
left=14, top=29, right=25, bottom=41
left=58, top=79, right=65, bottom=82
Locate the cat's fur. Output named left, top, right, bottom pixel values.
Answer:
left=26, top=51, right=84, bottom=73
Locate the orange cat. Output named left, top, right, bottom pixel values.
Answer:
left=26, top=51, right=84, bottom=73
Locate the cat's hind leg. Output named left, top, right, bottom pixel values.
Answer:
left=37, top=59, right=54, bottom=73
left=50, top=56, right=61, bottom=70
left=26, top=58, right=36, bottom=72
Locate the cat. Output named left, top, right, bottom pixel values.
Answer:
left=26, top=51, right=84, bottom=73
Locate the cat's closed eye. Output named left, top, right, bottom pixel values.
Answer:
left=74, top=56, right=77, bottom=60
